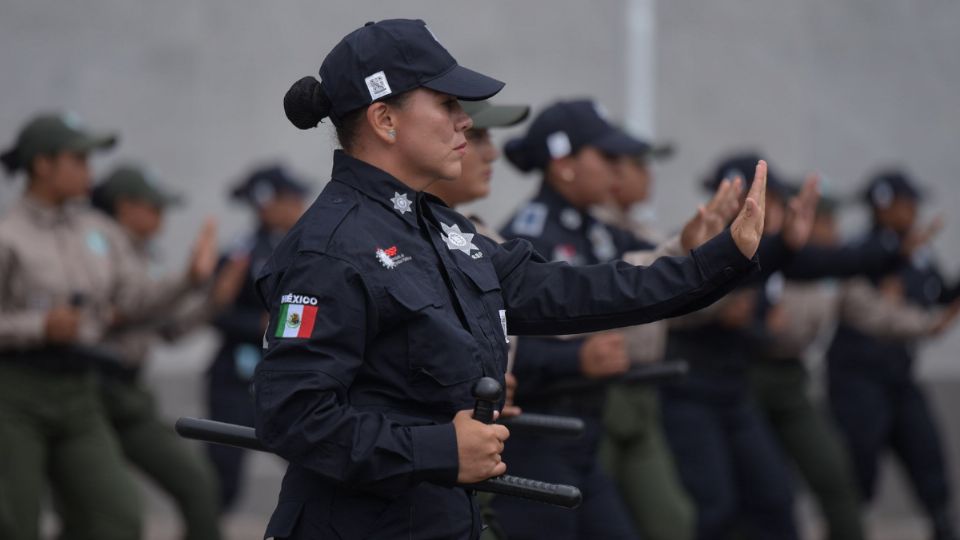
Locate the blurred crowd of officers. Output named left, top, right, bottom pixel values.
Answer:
left=0, top=105, right=958, bottom=540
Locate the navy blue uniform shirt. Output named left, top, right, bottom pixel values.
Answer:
left=210, top=228, right=282, bottom=384
left=829, top=230, right=960, bottom=380
left=253, top=150, right=756, bottom=539
left=499, top=183, right=655, bottom=399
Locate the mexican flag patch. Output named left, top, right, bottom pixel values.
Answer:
left=275, top=294, right=319, bottom=338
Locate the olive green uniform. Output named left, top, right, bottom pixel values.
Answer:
left=750, top=278, right=944, bottom=540
left=68, top=228, right=221, bottom=540
left=0, top=197, right=145, bottom=540
left=594, top=205, right=695, bottom=540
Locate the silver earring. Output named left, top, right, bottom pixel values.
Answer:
left=388, top=129, right=397, bottom=139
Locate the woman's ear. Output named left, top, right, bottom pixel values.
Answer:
left=366, top=102, right=398, bottom=145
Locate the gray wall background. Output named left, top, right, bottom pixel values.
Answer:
left=2, top=2, right=959, bottom=537
left=2, top=0, right=956, bottom=374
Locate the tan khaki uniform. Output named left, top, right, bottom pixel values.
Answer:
left=0, top=196, right=147, bottom=540
left=765, top=277, right=943, bottom=360
left=101, top=231, right=203, bottom=368
left=592, top=203, right=696, bottom=540
left=0, top=196, right=190, bottom=352
left=595, top=204, right=686, bottom=365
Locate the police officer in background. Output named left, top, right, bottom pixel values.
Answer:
left=594, top=145, right=742, bottom=540
left=88, top=163, right=222, bottom=540
left=0, top=113, right=174, bottom=540
left=255, top=18, right=767, bottom=539
left=494, top=100, right=663, bottom=539
left=205, top=164, right=308, bottom=511
left=828, top=170, right=960, bottom=540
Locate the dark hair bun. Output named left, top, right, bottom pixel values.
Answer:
left=284, top=76, right=332, bottom=130
left=0, top=148, right=20, bottom=176
left=504, top=137, right=537, bottom=173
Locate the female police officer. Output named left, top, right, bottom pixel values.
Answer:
left=255, top=18, right=768, bottom=540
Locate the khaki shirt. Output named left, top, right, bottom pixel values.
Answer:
left=0, top=196, right=188, bottom=352
left=100, top=232, right=203, bottom=367
left=592, top=204, right=686, bottom=364
left=837, top=277, right=941, bottom=340
left=764, top=278, right=941, bottom=360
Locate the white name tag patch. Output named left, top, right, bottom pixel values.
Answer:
left=365, top=71, right=392, bottom=100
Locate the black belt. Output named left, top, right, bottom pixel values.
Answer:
left=1, top=345, right=125, bottom=374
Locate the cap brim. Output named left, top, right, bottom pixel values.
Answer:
left=67, top=132, right=118, bottom=154
left=468, top=104, right=530, bottom=129
left=591, top=129, right=650, bottom=156
left=646, top=143, right=675, bottom=160
left=156, top=191, right=183, bottom=208
left=423, top=64, right=504, bottom=101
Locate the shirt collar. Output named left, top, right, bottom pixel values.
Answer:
left=536, top=182, right=590, bottom=231
left=330, top=150, right=421, bottom=228
left=20, top=195, right=84, bottom=226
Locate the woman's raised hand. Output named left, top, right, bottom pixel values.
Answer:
left=730, top=160, right=767, bottom=258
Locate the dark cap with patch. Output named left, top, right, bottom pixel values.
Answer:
left=503, top=99, right=650, bottom=173
left=702, top=151, right=792, bottom=198
left=1, top=113, right=117, bottom=176
left=284, top=19, right=504, bottom=129
left=862, top=168, right=923, bottom=208
left=231, top=164, right=310, bottom=208
left=92, top=164, right=181, bottom=213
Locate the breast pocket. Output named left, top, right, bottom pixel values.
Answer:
left=382, top=273, right=482, bottom=387
left=458, top=261, right=509, bottom=347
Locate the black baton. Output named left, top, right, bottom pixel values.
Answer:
left=499, top=413, right=584, bottom=438
left=467, top=377, right=583, bottom=508
left=175, top=414, right=582, bottom=509
left=531, top=360, right=689, bottom=397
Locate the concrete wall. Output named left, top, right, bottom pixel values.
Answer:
left=0, top=0, right=634, bottom=261
left=2, top=2, right=959, bottom=537
left=652, top=0, right=960, bottom=376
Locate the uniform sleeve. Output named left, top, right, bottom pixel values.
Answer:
left=782, top=235, right=899, bottom=281
left=0, top=242, right=46, bottom=347
left=511, top=337, right=585, bottom=396
left=107, top=225, right=197, bottom=326
left=491, top=228, right=757, bottom=335
left=254, top=252, right=459, bottom=496
left=838, top=278, right=940, bottom=339
left=211, top=264, right=266, bottom=343
left=622, top=235, right=685, bottom=267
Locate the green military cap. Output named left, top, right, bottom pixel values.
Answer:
left=460, top=100, right=530, bottom=129
left=1, top=112, right=118, bottom=175
left=94, top=163, right=182, bottom=210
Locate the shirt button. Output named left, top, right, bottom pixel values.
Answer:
left=332, top=197, right=343, bottom=204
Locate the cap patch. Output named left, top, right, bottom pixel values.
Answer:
left=365, top=71, right=393, bottom=100
left=871, top=182, right=893, bottom=208
left=547, top=131, right=572, bottom=159
left=723, top=168, right=747, bottom=182
left=62, top=112, right=83, bottom=130
left=593, top=102, right=611, bottom=121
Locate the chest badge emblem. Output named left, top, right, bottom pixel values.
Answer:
left=391, top=192, right=412, bottom=215
left=441, top=222, right=481, bottom=257
left=375, top=245, right=412, bottom=269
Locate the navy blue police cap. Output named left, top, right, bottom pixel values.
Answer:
left=503, top=99, right=650, bottom=172
left=702, top=151, right=792, bottom=198
left=231, top=165, right=309, bottom=208
left=285, top=19, right=504, bottom=129
left=862, top=168, right=923, bottom=209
